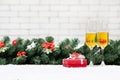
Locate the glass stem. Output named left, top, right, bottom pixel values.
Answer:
left=90, top=48, right=93, bottom=64
left=102, top=49, right=104, bottom=62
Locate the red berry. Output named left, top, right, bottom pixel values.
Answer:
left=0, top=41, right=5, bottom=48
left=12, top=40, right=17, bottom=46
left=65, top=45, right=69, bottom=49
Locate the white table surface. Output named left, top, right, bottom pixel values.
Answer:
left=0, top=65, right=120, bottom=80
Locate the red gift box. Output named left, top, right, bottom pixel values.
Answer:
left=63, top=59, right=87, bottom=67
left=62, top=52, right=87, bottom=67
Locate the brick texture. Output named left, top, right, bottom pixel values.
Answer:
left=0, top=0, right=120, bottom=44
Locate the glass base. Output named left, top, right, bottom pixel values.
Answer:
left=100, top=61, right=105, bottom=66
left=89, top=61, right=93, bottom=67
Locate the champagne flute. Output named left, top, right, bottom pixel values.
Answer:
left=86, top=33, right=97, bottom=66
left=97, top=32, right=109, bottom=66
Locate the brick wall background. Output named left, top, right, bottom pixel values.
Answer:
left=0, top=0, right=120, bottom=44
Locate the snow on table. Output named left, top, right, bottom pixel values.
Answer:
left=0, top=65, right=120, bottom=80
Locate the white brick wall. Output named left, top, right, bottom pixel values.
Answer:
left=0, top=0, right=120, bottom=44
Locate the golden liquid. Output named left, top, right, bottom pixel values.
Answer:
left=97, top=32, right=109, bottom=49
left=86, top=33, right=97, bottom=50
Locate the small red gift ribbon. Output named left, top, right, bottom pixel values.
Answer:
left=69, top=52, right=80, bottom=59
left=69, top=52, right=85, bottom=59
left=81, top=59, right=83, bottom=64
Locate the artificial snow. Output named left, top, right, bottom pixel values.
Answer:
left=0, top=65, right=120, bottom=80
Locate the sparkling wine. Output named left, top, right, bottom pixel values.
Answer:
left=97, top=32, right=109, bottom=49
left=86, top=33, right=97, bottom=50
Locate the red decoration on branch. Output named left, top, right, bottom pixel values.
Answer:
left=17, top=51, right=27, bottom=57
left=12, top=40, right=17, bottom=46
left=0, top=41, right=5, bottom=48
left=65, top=45, right=69, bottom=49
left=41, top=42, right=55, bottom=51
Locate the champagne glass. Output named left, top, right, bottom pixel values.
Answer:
left=97, top=32, right=109, bottom=66
left=86, top=33, right=97, bottom=66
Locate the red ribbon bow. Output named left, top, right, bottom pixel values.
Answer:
left=70, top=52, right=80, bottom=59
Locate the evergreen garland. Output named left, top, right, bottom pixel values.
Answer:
left=0, top=36, right=120, bottom=65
